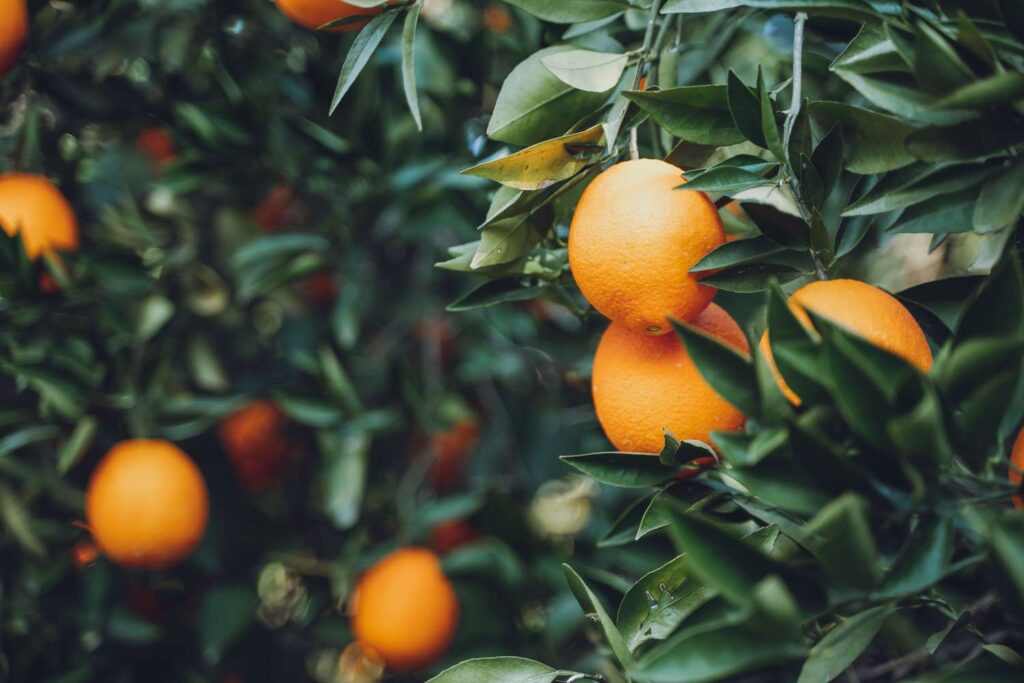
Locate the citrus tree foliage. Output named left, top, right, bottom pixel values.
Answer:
left=0, top=2, right=616, bottom=681
left=343, top=0, right=1024, bottom=680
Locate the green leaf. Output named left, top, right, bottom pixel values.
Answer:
left=990, top=513, right=1024, bottom=615
left=913, top=22, right=975, bottom=96
left=599, top=493, right=654, bottom=547
left=835, top=71, right=973, bottom=125
left=800, top=494, right=882, bottom=590
left=488, top=47, right=611, bottom=146
left=319, top=430, right=369, bottom=530
left=906, top=120, right=1024, bottom=163
left=974, top=158, right=1024, bottom=232
left=727, top=70, right=765, bottom=148
left=843, top=163, right=996, bottom=217
left=666, top=509, right=819, bottom=611
left=560, top=451, right=671, bottom=488
left=618, top=525, right=780, bottom=651
left=887, top=187, right=979, bottom=234
left=831, top=23, right=907, bottom=74
left=329, top=12, right=399, bottom=115
left=427, top=657, right=559, bottom=683
left=198, top=585, right=254, bottom=664
left=681, top=166, right=772, bottom=193
left=758, top=71, right=785, bottom=162
left=56, top=416, right=97, bottom=475
left=808, top=101, right=916, bottom=174
left=447, top=279, right=547, bottom=311
left=934, top=72, right=1024, bottom=110
left=797, top=604, right=897, bottom=683
left=691, top=237, right=788, bottom=273
left=956, top=253, right=1024, bottom=344
left=401, top=2, right=423, bottom=131
left=462, top=125, right=605, bottom=190
left=563, top=564, right=636, bottom=668
left=541, top=50, right=628, bottom=93
left=663, top=0, right=883, bottom=20
left=502, top=0, right=628, bottom=23
left=623, top=86, right=745, bottom=146
left=876, top=514, right=954, bottom=598
left=635, top=617, right=806, bottom=683
left=671, top=318, right=760, bottom=418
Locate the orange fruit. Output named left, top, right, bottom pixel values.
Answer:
left=71, top=540, right=99, bottom=570
left=86, top=440, right=209, bottom=569
left=568, top=158, right=724, bottom=335
left=592, top=303, right=749, bottom=454
left=136, top=127, right=177, bottom=165
left=218, top=401, right=295, bottom=492
left=0, top=173, right=79, bottom=260
left=251, top=184, right=302, bottom=232
left=483, top=4, right=513, bottom=33
left=350, top=548, right=459, bottom=672
left=429, top=419, right=479, bottom=491
left=430, top=519, right=479, bottom=554
left=1011, top=428, right=1024, bottom=510
left=759, top=279, right=933, bottom=405
left=0, top=0, right=27, bottom=77
left=274, top=0, right=387, bottom=32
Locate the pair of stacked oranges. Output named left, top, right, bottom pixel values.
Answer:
left=567, top=158, right=934, bottom=457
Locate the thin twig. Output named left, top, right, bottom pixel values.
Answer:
left=783, top=12, right=807, bottom=144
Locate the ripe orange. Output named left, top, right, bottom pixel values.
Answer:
left=592, top=303, right=749, bottom=454
left=568, top=159, right=725, bottom=335
left=1011, top=428, right=1024, bottom=510
left=274, top=0, right=387, bottom=32
left=350, top=548, right=459, bottom=672
left=218, top=401, right=295, bottom=492
left=0, top=173, right=79, bottom=260
left=136, top=127, right=177, bottom=165
left=0, top=0, right=27, bottom=77
left=759, top=279, right=933, bottom=405
left=86, top=440, right=209, bottom=569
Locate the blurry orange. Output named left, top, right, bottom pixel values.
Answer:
left=71, top=540, right=99, bottom=570
left=759, top=279, right=933, bottom=405
left=568, top=159, right=724, bottom=335
left=1011, top=428, right=1024, bottom=510
left=0, top=0, right=27, bottom=77
left=252, top=184, right=300, bottom=232
left=86, top=440, right=209, bottom=569
left=0, top=173, right=79, bottom=260
left=274, top=0, right=388, bottom=32
left=300, top=270, right=338, bottom=309
left=430, top=519, right=479, bottom=554
left=429, top=419, right=479, bottom=491
left=483, top=4, right=513, bottom=33
left=350, top=548, right=459, bottom=672
left=592, top=304, right=749, bottom=453
left=218, top=401, right=296, bottom=492
left=136, top=127, right=177, bottom=165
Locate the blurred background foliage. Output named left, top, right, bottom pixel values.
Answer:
left=0, top=1, right=624, bottom=681
left=2, top=1, right=1023, bottom=683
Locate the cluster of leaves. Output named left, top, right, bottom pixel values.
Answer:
left=434, top=247, right=1024, bottom=682
left=1, top=2, right=635, bottom=682
left=352, top=0, right=1024, bottom=682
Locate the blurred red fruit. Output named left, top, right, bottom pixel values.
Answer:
left=429, top=419, right=479, bottom=491
left=136, top=127, right=177, bottom=165
left=218, top=401, right=297, bottom=492
left=430, top=519, right=479, bottom=554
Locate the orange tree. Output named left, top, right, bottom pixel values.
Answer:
left=0, top=1, right=622, bottom=682
left=323, top=0, right=1024, bottom=681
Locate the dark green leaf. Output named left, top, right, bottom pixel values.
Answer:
left=329, top=12, right=399, bottom=115
left=623, top=86, right=745, bottom=146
